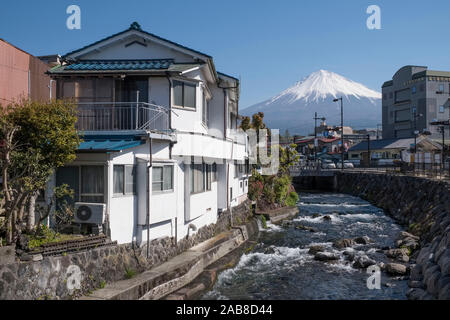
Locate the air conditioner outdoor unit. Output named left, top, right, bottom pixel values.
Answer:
left=74, top=202, right=106, bottom=225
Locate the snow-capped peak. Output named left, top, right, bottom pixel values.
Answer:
left=269, top=70, right=381, bottom=104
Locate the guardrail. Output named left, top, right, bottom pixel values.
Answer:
left=76, top=102, right=169, bottom=132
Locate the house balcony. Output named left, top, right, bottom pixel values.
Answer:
left=76, top=102, right=169, bottom=133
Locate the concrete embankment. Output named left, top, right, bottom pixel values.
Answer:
left=294, top=172, right=450, bottom=300
left=80, top=219, right=259, bottom=300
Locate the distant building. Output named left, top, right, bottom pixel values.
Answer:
left=348, top=136, right=442, bottom=166
left=382, top=66, right=450, bottom=140
left=0, top=39, right=55, bottom=104
left=314, top=119, right=353, bottom=138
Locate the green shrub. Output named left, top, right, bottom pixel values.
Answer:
left=99, top=280, right=106, bottom=289
left=125, top=268, right=136, bottom=279
left=260, top=215, right=268, bottom=229
left=285, top=192, right=299, bottom=207
left=273, top=175, right=291, bottom=205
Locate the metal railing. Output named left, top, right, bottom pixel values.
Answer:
left=76, top=102, right=169, bottom=132
left=290, top=161, right=450, bottom=180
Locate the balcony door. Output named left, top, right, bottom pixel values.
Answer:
left=114, top=77, right=149, bottom=130
left=115, top=77, right=148, bottom=103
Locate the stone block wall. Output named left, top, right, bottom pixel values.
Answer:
left=335, top=173, right=450, bottom=300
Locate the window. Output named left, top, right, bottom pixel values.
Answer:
left=152, top=165, right=173, bottom=192
left=212, top=163, right=217, bottom=182
left=439, top=84, right=444, bottom=92
left=202, top=92, right=209, bottom=127
left=420, top=84, right=425, bottom=92
left=439, top=105, right=445, bottom=113
left=173, top=80, right=196, bottom=109
left=190, top=163, right=211, bottom=194
left=412, top=86, right=416, bottom=94
left=81, top=166, right=104, bottom=203
left=389, top=92, right=393, bottom=99
left=114, top=165, right=136, bottom=195
left=383, top=93, right=387, bottom=100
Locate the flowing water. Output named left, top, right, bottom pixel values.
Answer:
left=202, top=192, right=409, bottom=300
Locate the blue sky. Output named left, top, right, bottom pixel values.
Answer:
left=1, top=0, right=449, bottom=108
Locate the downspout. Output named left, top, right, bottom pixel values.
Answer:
left=166, top=74, right=173, bottom=131
left=147, top=137, right=153, bottom=258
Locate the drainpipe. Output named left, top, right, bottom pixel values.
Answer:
left=147, top=137, right=153, bottom=258
left=166, top=74, right=173, bottom=130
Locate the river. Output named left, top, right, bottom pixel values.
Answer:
left=202, top=192, right=409, bottom=300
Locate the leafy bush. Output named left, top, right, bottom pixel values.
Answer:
left=28, top=224, right=81, bottom=249
left=248, top=179, right=263, bottom=201
left=260, top=215, right=268, bottom=229
left=285, top=192, right=299, bottom=207
left=273, top=175, right=291, bottom=205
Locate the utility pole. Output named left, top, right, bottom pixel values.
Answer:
left=367, top=134, right=371, bottom=168
left=313, top=112, right=326, bottom=163
left=333, top=97, right=344, bottom=170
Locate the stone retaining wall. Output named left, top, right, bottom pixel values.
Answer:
left=335, top=173, right=450, bottom=300
left=0, top=200, right=252, bottom=300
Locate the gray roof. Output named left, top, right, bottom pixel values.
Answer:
left=349, top=138, right=415, bottom=152
left=349, top=137, right=442, bottom=152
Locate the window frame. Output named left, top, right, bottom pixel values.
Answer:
left=152, top=164, right=174, bottom=194
left=80, top=165, right=105, bottom=203
left=190, top=163, right=212, bottom=194
left=172, top=80, right=197, bottom=110
left=113, top=164, right=137, bottom=197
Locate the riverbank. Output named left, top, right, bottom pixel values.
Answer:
left=333, top=173, right=449, bottom=300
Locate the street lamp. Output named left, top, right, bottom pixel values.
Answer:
left=313, top=112, right=326, bottom=163
left=333, top=97, right=344, bottom=170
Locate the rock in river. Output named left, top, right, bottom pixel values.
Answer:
left=333, top=239, right=355, bottom=249
left=314, top=252, right=340, bottom=261
left=308, top=245, right=325, bottom=255
left=386, top=263, right=408, bottom=275
left=353, top=255, right=376, bottom=269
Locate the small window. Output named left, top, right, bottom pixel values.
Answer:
left=420, top=84, right=425, bottom=92
left=202, top=92, right=209, bottom=127
left=412, top=86, right=416, bottom=94
left=212, top=163, right=217, bottom=182
left=173, top=80, right=196, bottom=109
left=190, top=163, right=211, bottom=194
left=152, top=165, right=173, bottom=192
left=439, top=84, right=444, bottom=92
left=81, top=166, right=104, bottom=203
left=439, top=105, right=445, bottom=113
left=114, top=165, right=137, bottom=195
left=389, top=92, right=393, bottom=99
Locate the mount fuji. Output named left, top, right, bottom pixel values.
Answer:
left=242, top=70, right=382, bottom=135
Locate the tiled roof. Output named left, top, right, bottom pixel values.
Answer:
left=49, top=59, right=202, bottom=74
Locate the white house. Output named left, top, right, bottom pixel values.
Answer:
left=46, top=22, right=250, bottom=245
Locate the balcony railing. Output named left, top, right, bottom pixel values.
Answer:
left=76, top=102, right=169, bottom=132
